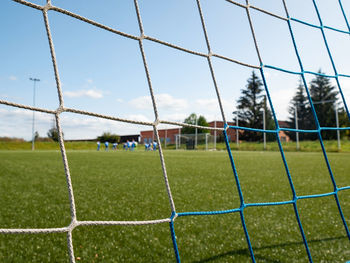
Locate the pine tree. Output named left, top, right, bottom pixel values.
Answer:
left=235, top=71, right=274, bottom=141
left=47, top=118, right=64, bottom=142
left=287, top=79, right=315, bottom=141
left=310, top=70, right=338, bottom=139
left=47, top=127, right=60, bottom=142
left=262, top=95, right=276, bottom=141
left=338, top=107, right=350, bottom=139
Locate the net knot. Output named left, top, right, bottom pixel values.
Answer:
left=56, top=106, right=64, bottom=115
left=69, top=219, right=78, bottom=231
left=224, top=123, right=229, bottom=131
left=170, top=212, right=178, bottom=221
left=43, top=2, right=52, bottom=12
left=153, top=118, right=160, bottom=126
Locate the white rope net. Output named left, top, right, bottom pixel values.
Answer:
left=1, top=0, right=350, bottom=262
left=1, top=1, right=224, bottom=261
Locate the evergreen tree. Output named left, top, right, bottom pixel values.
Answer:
left=287, top=79, right=315, bottom=141
left=34, top=131, right=39, bottom=141
left=338, top=107, right=350, bottom=139
left=262, top=95, right=276, bottom=141
left=47, top=119, right=63, bottom=142
left=235, top=71, right=274, bottom=141
left=47, top=127, right=60, bottom=142
left=310, top=70, right=338, bottom=139
left=182, top=113, right=209, bottom=134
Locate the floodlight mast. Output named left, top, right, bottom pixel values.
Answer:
left=195, top=116, right=198, bottom=149
left=236, top=114, right=239, bottom=148
left=29, top=77, right=40, bottom=151
left=261, top=108, right=266, bottom=150
left=213, top=120, right=216, bottom=150
left=233, top=110, right=241, bottom=148
left=335, top=104, right=340, bottom=150
left=295, top=105, right=300, bottom=150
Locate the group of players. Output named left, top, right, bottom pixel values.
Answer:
left=97, top=139, right=138, bottom=151
left=144, top=140, right=158, bottom=151
left=96, top=139, right=158, bottom=151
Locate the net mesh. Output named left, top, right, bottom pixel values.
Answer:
left=1, top=0, right=350, bottom=262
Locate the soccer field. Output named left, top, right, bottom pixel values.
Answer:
left=0, top=150, right=349, bottom=262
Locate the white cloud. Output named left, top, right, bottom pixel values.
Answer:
left=193, top=98, right=232, bottom=121
left=269, top=88, right=294, bottom=120
left=195, top=98, right=218, bottom=110
left=116, top=98, right=124, bottom=103
left=126, top=114, right=152, bottom=123
left=128, top=96, right=151, bottom=110
left=59, top=115, right=146, bottom=138
left=64, top=89, right=103, bottom=99
left=86, top=79, right=93, bottom=84
left=338, top=77, right=350, bottom=104
left=0, top=107, right=146, bottom=140
left=129, top=93, right=188, bottom=111
left=129, top=95, right=228, bottom=122
left=161, top=113, right=188, bottom=122
left=0, top=108, right=53, bottom=140
left=0, top=108, right=51, bottom=121
left=9, top=76, right=17, bottom=81
left=157, top=123, right=182, bottom=130
left=204, top=114, right=224, bottom=122
left=156, top=94, right=188, bottom=110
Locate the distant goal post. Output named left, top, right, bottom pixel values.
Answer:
left=175, top=133, right=217, bottom=151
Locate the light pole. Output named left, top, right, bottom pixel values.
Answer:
left=335, top=104, right=341, bottom=150
left=213, top=120, right=217, bottom=150
left=29, top=77, right=40, bottom=151
left=195, top=116, right=198, bottom=149
left=261, top=108, right=266, bottom=150
left=233, top=110, right=241, bottom=148
left=236, top=114, right=239, bottom=148
left=295, top=105, right=300, bottom=150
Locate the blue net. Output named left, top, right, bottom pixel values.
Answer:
left=2, top=0, right=350, bottom=262
left=174, top=1, right=350, bottom=262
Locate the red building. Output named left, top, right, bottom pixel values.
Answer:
left=278, top=121, right=291, bottom=142
left=140, top=120, right=290, bottom=144
left=140, top=127, right=181, bottom=144
left=208, top=121, right=238, bottom=142
left=140, top=121, right=238, bottom=144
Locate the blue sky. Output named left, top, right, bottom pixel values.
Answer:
left=1, top=0, right=350, bottom=140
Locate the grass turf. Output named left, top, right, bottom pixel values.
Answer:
left=0, top=150, right=349, bottom=262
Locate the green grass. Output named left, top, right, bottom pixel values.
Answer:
left=0, top=141, right=96, bottom=151
left=0, top=150, right=349, bottom=262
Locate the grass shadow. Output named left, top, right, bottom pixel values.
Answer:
left=192, top=235, right=348, bottom=263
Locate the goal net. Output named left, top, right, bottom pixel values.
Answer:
left=1, top=0, right=350, bottom=262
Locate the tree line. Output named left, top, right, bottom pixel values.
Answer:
left=235, top=70, right=349, bottom=141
